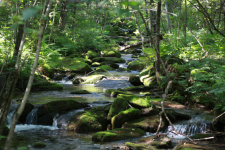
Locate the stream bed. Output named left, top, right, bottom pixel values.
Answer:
left=6, top=54, right=225, bottom=150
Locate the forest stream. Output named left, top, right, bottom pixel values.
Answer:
left=6, top=53, right=225, bottom=150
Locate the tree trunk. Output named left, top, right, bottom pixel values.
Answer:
left=58, top=0, right=68, bottom=31
left=184, top=0, right=187, bottom=46
left=165, top=1, right=171, bottom=33
left=4, top=1, right=52, bottom=149
left=133, top=11, right=144, bottom=48
left=99, top=5, right=107, bottom=36
left=155, top=0, right=162, bottom=82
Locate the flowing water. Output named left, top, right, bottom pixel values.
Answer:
left=6, top=54, right=223, bottom=150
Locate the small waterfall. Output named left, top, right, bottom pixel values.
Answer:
left=25, top=106, right=39, bottom=125
left=6, top=103, right=18, bottom=125
left=52, top=114, right=59, bottom=128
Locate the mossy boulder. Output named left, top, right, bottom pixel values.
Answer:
left=190, top=133, right=213, bottom=140
left=166, top=109, right=191, bottom=122
left=72, top=75, right=106, bottom=85
left=102, top=50, right=121, bottom=58
left=37, top=100, right=88, bottom=125
left=87, top=50, right=100, bottom=59
left=33, top=142, right=46, bottom=148
left=125, top=142, right=157, bottom=150
left=104, top=89, right=129, bottom=97
left=139, top=67, right=157, bottom=87
left=127, top=60, right=147, bottom=71
left=112, top=108, right=141, bottom=129
left=109, top=63, right=119, bottom=69
left=92, top=128, right=145, bottom=142
left=123, top=86, right=150, bottom=91
left=83, top=75, right=107, bottom=84
left=174, top=143, right=214, bottom=150
left=67, top=106, right=108, bottom=133
left=129, top=75, right=143, bottom=86
left=107, top=96, right=130, bottom=121
left=123, top=115, right=166, bottom=132
left=136, top=135, right=171, bottom=149
left=96, top=65, right=114, bottom=72
left=91, top=62, right=101, bottom=67
left=18, top=103, right=34, bottom=124
left=70, top=90, right=91, bottom=94
left=92, top=57, right=126, bottom=63
left=120, top=95, right=155, bottom=109
left=32, top=82, right=63, bottom=91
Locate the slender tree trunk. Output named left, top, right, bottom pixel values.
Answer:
left=99, top=5, right=107, bottom=36
left=184, top=0, right=187, bottom=46
left=177, top=0, right=182, bottom=46
left=4, top=1, right=52, bottom=149
left=133, top=11, right=144, bottom=48
left=155, top=0, right=162, bottom=82
left=58, top=0, right=68, bottom=31
left=165, top=1, right=171, bottom=33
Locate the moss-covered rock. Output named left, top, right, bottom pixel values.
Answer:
left=120, top=95, right=155, bottom=109
left=129, top=75, right=143, bottom=86
left=104, top=89, right=129, bottom=97
left=92, top=57, right=126, bottom=63
left=107, top=96, right=130, bottom=120
left=190, top=133, right=213, bottom=140
left=37, top=100, right=88, bottom=125
left=125, top=142, right=157, bottom=150
left=102, top=50, right=121, bottom=58
left=139, top=67, right=157, bottom=87
left=67, top=106, right=108, bottom=133
left=123, top=115, right=166, bottom=132
left=83, top=75, right=107, bottom=84
left=127, top=60, right=147, bottom=71
left=173, top=143, right=214, bottom=150
left=112, top=108, right=141, bottom=129
left=87, top=50, right=100, bottom=59
left=32, top=82, right=63, bottom=91
left=165, top=109, right=191, bottom=122
left=92, top=128, right=145, bottom=142
left=123, top=86, right=150, bottom=91
left=18, top=103, right=34, bottom=124
left=33, top=142, right=46, bottom=148
left=109, top=63, right=119, bottom=69
left=91, top=62, right=101, bottom=67
left=72, top=75, right=106, bottom=85
left=70, top=90, right=91, bottom=94
left=96, top=65, right=114, bottom=72
left=137, top=135, right=171, bottom=148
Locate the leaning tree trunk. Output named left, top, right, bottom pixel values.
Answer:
left=0, top=24, right=24, bottom=135
left=4, top=1, right=52, bottom=150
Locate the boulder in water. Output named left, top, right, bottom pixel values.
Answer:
left=129, top=75, right=143, bottom=86
left=165, top=109, right=191, bottom=122
left=123, top=115, right=166, bottom=132
left=111, top=108, right=141, bottom=129
left=126, top=135, right=171, bottom=149
left=70, top=90, right=91, bottom=94
left=96, top=65, right=114, bottom=72
left=92, top=128, right=145, bottom=142
left=72, top=75, right=106, bottom=85
left=67, top=106, right=108, bottom=133
left=18, top=103, right=34, bottom=124
left=125, top=142, right=157, bottom=150
left=173, top=143, right=214, bottom=150
left=37, top=100, right=88, bottom=125
left=33, top=142, right=46, bottom=148
left=92, top=57, right=126, bottom=63
left=127, top=60, right=147, bottom=71
left=104, top=89, right=129, bottom=97
left=101, top=50, right=121, bottom=58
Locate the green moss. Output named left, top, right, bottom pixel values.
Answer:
left=104, top=89, right=129, bottom=97
left=92, top=57, right=126, bottom=63
left=0, top=136, right=6, bottom=147
left=92, top=128, right=145, bottom=142
left=123, top=115, right=166, bottom=132
left=111, top=108, right=141, bottom=129
left=32, top=82, right=63, bottom=91
left=174, top=144, right=214, bottom=150
left=33, top=142, right=46, bottom=148
left=67, top=106, right=108, bottom=133
left=127, top=60, right=147, bottom=71
left=125, top=142, right=157, bottom=150
left=119, top=95, right=154, bottom=108
left=123, top=86, right=150, bottom=91
left=190, top=133, right=212, bottom=139
left=17, top=147, right=29, bottom=150
left=102, top=50, right=121, bottom=58
left=83, top=75, right=106, bottom=84
left=107, top=96, right=129, bottom=120
left=91, top=62, right=101, bottom=67
left=70, top=90, right=91, bottom=94
left=96, top=65, right=113, bottom=72
left=87, top=51, right=100, bottom=59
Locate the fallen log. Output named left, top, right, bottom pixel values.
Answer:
left=119, top=39, right=150, bottom=51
